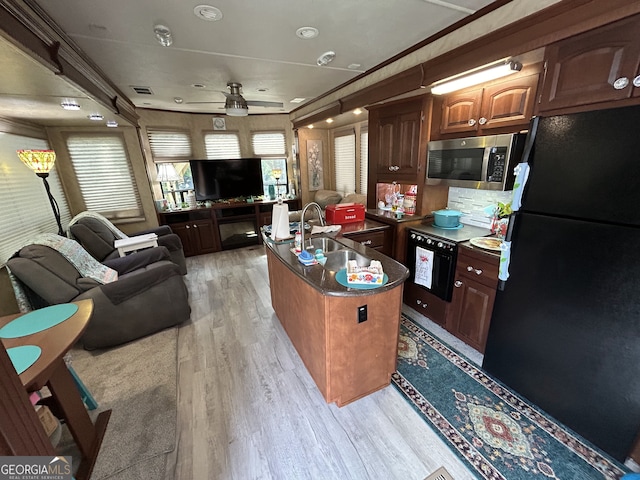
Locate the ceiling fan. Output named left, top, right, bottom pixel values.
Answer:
left=186, top=82, right=283, bottom=116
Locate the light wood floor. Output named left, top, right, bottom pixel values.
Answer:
left=166, top=245, right=482, bottom=480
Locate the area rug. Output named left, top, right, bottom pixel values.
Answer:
left=392, top=315, right=629, bottom=480
left=56, top=327, right=178, bottom=479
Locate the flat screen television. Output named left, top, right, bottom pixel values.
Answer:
left=190, top=158, right=264, bottom=201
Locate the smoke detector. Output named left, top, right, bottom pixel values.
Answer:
left=296, top=27, right=319, bottom=39
left=194, top=5, right=223, bottom=21
left=317, top=51, right=336, bottom=66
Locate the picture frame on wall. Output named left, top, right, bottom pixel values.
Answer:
left=307, top=139, right=323, bottom=191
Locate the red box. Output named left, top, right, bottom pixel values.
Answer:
left=325, top=203, right=366, bottom=224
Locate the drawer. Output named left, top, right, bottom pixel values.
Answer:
left=456, top=251, right=499, bottom=289
left=343, top=230, right=386, bottom=249
left=403, top=283, right=448, bottom=326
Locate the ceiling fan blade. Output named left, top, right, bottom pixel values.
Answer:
left=246, top=100, right=284, bottom=108
left=185, top=101, right=225, bottom=104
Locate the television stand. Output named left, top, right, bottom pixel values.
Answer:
left=157, top=198, right=300, bottom=256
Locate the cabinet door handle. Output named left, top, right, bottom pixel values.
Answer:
left=361, top=240, right=372, bottom=245
left=186, top=225, right=190, bottom=229
left=475, top=269, right=483, bottom=275
left=467, top=265, right=474, bottom=271
left=468, top=118, right=476, bottom=126
left=454, top=280, right=463, bottom=288
left=193, top=224, right=198, bottom=228
left=388, top=166, right=394, bottom=171
left=633, top=75, right=640, bottom=88
left=478, top=117, right=487, bottom=125
left=613, top=77, right=629, bottom=90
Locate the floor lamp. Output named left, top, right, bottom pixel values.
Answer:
left=17, top=149, right=65, bottom=236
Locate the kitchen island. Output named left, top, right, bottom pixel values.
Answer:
left=264, top=234, right=409, bottom=406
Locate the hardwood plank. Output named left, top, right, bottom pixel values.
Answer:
left=175, top=246, right=477, bottom=479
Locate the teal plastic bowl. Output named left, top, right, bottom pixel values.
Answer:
left=432, top=209, right=462, bottom=228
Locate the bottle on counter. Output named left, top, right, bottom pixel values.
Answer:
left=404, top=191, right=416, bottom=215
left=294, top=230, right=302, bottom=252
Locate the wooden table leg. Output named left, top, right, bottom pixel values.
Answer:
left=46, top=358, right=111, bottom=480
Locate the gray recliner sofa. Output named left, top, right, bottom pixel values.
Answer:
left=8, top=244, right=191, bottom=350
left=68, top=216, right=187, bottom=275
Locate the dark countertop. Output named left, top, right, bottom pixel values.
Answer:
left=262, top=232, right=409, bottom=297
left=365, top=209, right=424, bottom=224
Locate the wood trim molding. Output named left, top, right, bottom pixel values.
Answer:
left=0, top=0, right=139, bottom=126
left=0, top=116, right=47, bottom=138
left=292, top=102, right=342, bottom=129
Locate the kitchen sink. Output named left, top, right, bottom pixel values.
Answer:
left=323, top=248, right=371, bottom=273
left=304, top=237, right=343, bottom=254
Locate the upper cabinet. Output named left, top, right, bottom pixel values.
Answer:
left=539, top=14, right=640, bottom=114
left=368, top=96, right=430, bottom=182
left=434, top=71, right=540, bottom=138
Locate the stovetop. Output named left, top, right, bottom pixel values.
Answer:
left=409, top=222, right=492, bottom=243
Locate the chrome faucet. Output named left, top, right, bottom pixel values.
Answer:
left=299, top=202, right=325, bottom=250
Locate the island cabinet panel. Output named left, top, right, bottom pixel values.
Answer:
left=540, top=14, right=640, bottom=114
left=266, top=248, right=404, bottom=407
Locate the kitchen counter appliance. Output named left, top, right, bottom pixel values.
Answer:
left=426, top=133, right=526, bottom=190
left=483, top=105, right=640, bottom=462
left=406, top=222, right=492, bottom=303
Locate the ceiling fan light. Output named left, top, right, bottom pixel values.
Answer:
left=225, top=106, right=248, bottom=117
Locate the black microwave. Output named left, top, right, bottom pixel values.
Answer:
left=425, top=133, right=527, bottom=190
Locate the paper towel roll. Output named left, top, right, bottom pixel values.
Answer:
left=271, top=203, right=290, bottom=240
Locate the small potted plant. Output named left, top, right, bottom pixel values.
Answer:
left=492, top=202, right=512, bottom=238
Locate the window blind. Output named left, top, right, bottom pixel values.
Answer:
left=0, top=134, right=72, bottom=264
left=334, top=131, right=356, bottom=194
left=204, top=132, right=241, bottom=159
left=147, top=129, right=193, bottom=162
left=66, top=134, right=142, bottom=219
left=251, top=131, right=286, bottom=156
left=360, top=129, right=368, bottom=195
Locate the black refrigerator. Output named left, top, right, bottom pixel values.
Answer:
left=483, top=104, right=640, bottom=462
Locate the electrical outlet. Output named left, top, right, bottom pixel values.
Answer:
left=358, top=305, right=367, bottom=323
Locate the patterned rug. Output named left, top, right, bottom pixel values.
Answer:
left=392, top=315, right=630, bottom=480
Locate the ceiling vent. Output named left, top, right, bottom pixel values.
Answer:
left=131, top=86, right=154, bottom=95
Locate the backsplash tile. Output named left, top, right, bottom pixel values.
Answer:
left=447, top=187, right=512, bottom=228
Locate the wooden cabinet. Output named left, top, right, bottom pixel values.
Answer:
left=169, top=217, right=217, bottom=257
left=436, top=72, right=539, bottom=137
left=368, top=96, right=428, bottom=182
left=540, top=14, right=640, bottom=114
left=341, top=227, right=392, bottom=256
left=446, top=245, right=500, bottom=353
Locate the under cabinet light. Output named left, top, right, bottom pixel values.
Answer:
left=430, top=59, right=522, bottom=95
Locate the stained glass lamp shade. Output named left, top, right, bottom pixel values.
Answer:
left=17, top=149, right=65, bottom=236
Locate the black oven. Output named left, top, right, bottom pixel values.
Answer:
left=406, top=229, right=457, bottom=301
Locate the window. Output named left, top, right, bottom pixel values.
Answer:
left=360, top=129, right=368, bottom=195
left=0, top=133, right=71, bottom=264
left=66, top=134, right=142, bottom=219
left=147, top=129, right=194, bottom=206
left=252, top=131, right=288, bottom=198
left=334, top=130, right=356, bottom=194
left=204, top=132, right=241, bottom=159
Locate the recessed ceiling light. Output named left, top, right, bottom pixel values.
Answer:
left=106, top=120, right=118, bottom=127
left=317, top=51, right=336, bottom=67
left=353, top=108, right=363, bottom=115
left=61, top=100, right=80, bottom=110
left=87, top=113, right=104, bottom=121
left=290, top=97, right=306, bottom=104
left=153, top=24, right=173, bottom=47
left=192, top=84, right=206, bottom=88
left=308, top=125, right=314, bottom=129
left=296, top=27, right=319, bottom=39
left=174, top=97, right=184, bottom=104
left=326, top=118, right=334, bottom=124
left=348, top=63, right=361, bottom=70
left=194, top=5, right=223, bottom=21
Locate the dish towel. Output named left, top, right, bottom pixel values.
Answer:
left=498, top=240, right=511, bottom=281
left=511, top=162, right=531, bottom=211
left=414, top=246, right=434, bottom=289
